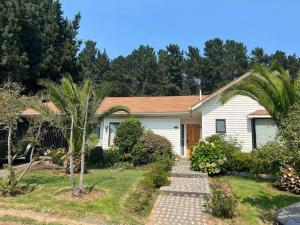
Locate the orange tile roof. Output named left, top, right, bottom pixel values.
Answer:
left=96, top=95, right=209, bottom=114
left=249, top=109, right=269, bottom=116
left=21, top=101, right=60, bottom=115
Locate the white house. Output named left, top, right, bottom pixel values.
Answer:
left=96, top=72, right=278, bottom=157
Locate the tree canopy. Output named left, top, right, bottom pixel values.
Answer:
left=1, top=0, right=300, bottom=96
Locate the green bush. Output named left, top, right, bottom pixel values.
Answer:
left=204, top=181, right=238, bottom=218
left=48, top=148, right=65, bottom=166
left=115, top=117, right=143, bottom=154
left=131, top=131, right=173, bottom=166
left=206, top=135, right=244, bottom=172
left=279, top=103, right=300, bottom=168
left=103, top=146, right=122, bottom=166
left=190, top=140, right=227, bottom=175
left=250, top=142, right=292, bottom=175
left=87, top=146, right=104, bottom=165
left=230, top=152, right=251, bottom=172
left=125, top=154, right=174, bottom=215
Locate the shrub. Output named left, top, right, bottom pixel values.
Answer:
left=103, top=146, right=122, bottom=166
left=250, top=142, right=292, bottom=175
left=48, top=148, right=65, bottom=166
left=204, top=181, right=238, bottom=218
left=87, top=146, right=104, bottom=165
left=114, top=117, right=143, bottom=154
left=279, top=103, right=300, bottom=168
left=190, top=140, right=227, bottom=175
left=125, top=154, right=174, bottom=215
left=131, top=131, right=173, bottom=166
left=274, top=164, right=300, bottom=194
left=206, top=135, right=244, bottom=172
left=0, top=168, right=34, bottom=196
left=230, top=152, right=251, bottom=172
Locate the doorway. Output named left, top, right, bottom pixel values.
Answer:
left=186, top=124, right=201, bottom=157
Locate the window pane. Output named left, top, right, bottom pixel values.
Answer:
left=109, top=123, right=119, bottom=146
left=216, top=120, right=226, bottom=133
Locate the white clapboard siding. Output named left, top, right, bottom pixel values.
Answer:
left=101, top=116, right=181, bottom=155
left=199, top=95, right=265, bottom=152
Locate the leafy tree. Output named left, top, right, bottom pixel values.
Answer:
left=183, top=46, right=202, bottom=95
left=201, top=38, right=249, bottom=93
left=221, top=64, right=300, bottom=124
left=103, top=56, right=135, bottom=96
left=78, top=40, right=110, bottom=83
left=158, top=44, right=184, bottom=95
left=126, top=45, right=160, bottom=96
left=0, top=0, right=81, bottom=92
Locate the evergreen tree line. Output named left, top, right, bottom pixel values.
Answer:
left=1, top=0, right=300, bottom=96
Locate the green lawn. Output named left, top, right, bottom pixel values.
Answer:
left=220, top=176, right=300, bottom=225
left=0, top=167, right=145, bottom=225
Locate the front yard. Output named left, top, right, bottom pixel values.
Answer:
left=211, top=176, right=300, bottom=225
left=0, top=167, right=145, bottom=225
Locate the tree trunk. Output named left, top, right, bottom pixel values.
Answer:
left=7, top=124, right=12, bottom=171
left=69, top=116, right=77, bottom=195
left=17, top=122, right=42, bottom=182
left=79, top=96, right=90, bottom=192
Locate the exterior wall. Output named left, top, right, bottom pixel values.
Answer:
left=101, top=116, right=181, bottom=155
left=198, top=95, right=266, bottom=152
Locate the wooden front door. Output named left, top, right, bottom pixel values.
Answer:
left=186, top=124, right=200, bottom=157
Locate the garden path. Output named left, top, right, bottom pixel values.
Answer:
left=147, top=159, right=210, bottom=225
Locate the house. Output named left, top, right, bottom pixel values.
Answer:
left=96, top=72, right=278, bottom=157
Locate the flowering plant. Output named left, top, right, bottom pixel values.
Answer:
left=190, top=140, right=227, bottom=175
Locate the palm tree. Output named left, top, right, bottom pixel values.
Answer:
left=39, top=74, right=79, bottom=194
left=77, top=78, right=128, bottom=192
left=221, top=64, right=300, bottom=125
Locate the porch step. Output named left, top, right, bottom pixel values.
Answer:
left=171, top=160, right=208, bottom=178
left=160, top=177, right=210, bottom=197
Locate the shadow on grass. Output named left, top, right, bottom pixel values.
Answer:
left=242, top=191, right=300, bottom=211
left=23, top=174, right=62, bottom=185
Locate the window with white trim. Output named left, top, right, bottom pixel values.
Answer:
left=216, top=119, right=226, bottom=133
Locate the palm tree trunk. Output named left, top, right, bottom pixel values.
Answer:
left=79, top=94, right=90, bottom=192
left=69, top=116, right=77, bottom=195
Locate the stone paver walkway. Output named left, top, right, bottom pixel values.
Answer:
left=148, top=159, right=210, bottom=225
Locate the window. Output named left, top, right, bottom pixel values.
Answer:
left=108, top=122, right=119, bottom=146
left=216, top=119, right=226, bottom=133
left=180, top=124, right=185, bottom=156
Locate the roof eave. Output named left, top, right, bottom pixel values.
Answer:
left=191, top=71, right=253, bottom=111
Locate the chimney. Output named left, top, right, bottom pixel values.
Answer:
left=199, top=88, right=202, bottom=101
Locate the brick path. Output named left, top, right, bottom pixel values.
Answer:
left=148, top=159, right=210, bottom=225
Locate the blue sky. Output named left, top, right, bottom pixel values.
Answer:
left=61, top=0, right=300, bottom=58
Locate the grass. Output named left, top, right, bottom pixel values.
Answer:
left=217, top=176, right=300, bottom=225
left=0, top=215, right=63, bottom=225
left=0, top=167, right=145, bottom=225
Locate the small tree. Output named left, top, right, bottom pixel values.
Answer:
left=77, top=79, right=128, bottom=193
left=0, top=81, right=53, bottom=195
left=0, top=81, right=25, bottom=172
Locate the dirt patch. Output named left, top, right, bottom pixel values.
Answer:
left=29, top=161, right=63, bottom=171
left=55, top=189, right=104, bottom=201
left=0, top=208, right=107, bottom=225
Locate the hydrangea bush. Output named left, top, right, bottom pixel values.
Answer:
left=190, top=140, right=227, bottom=175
